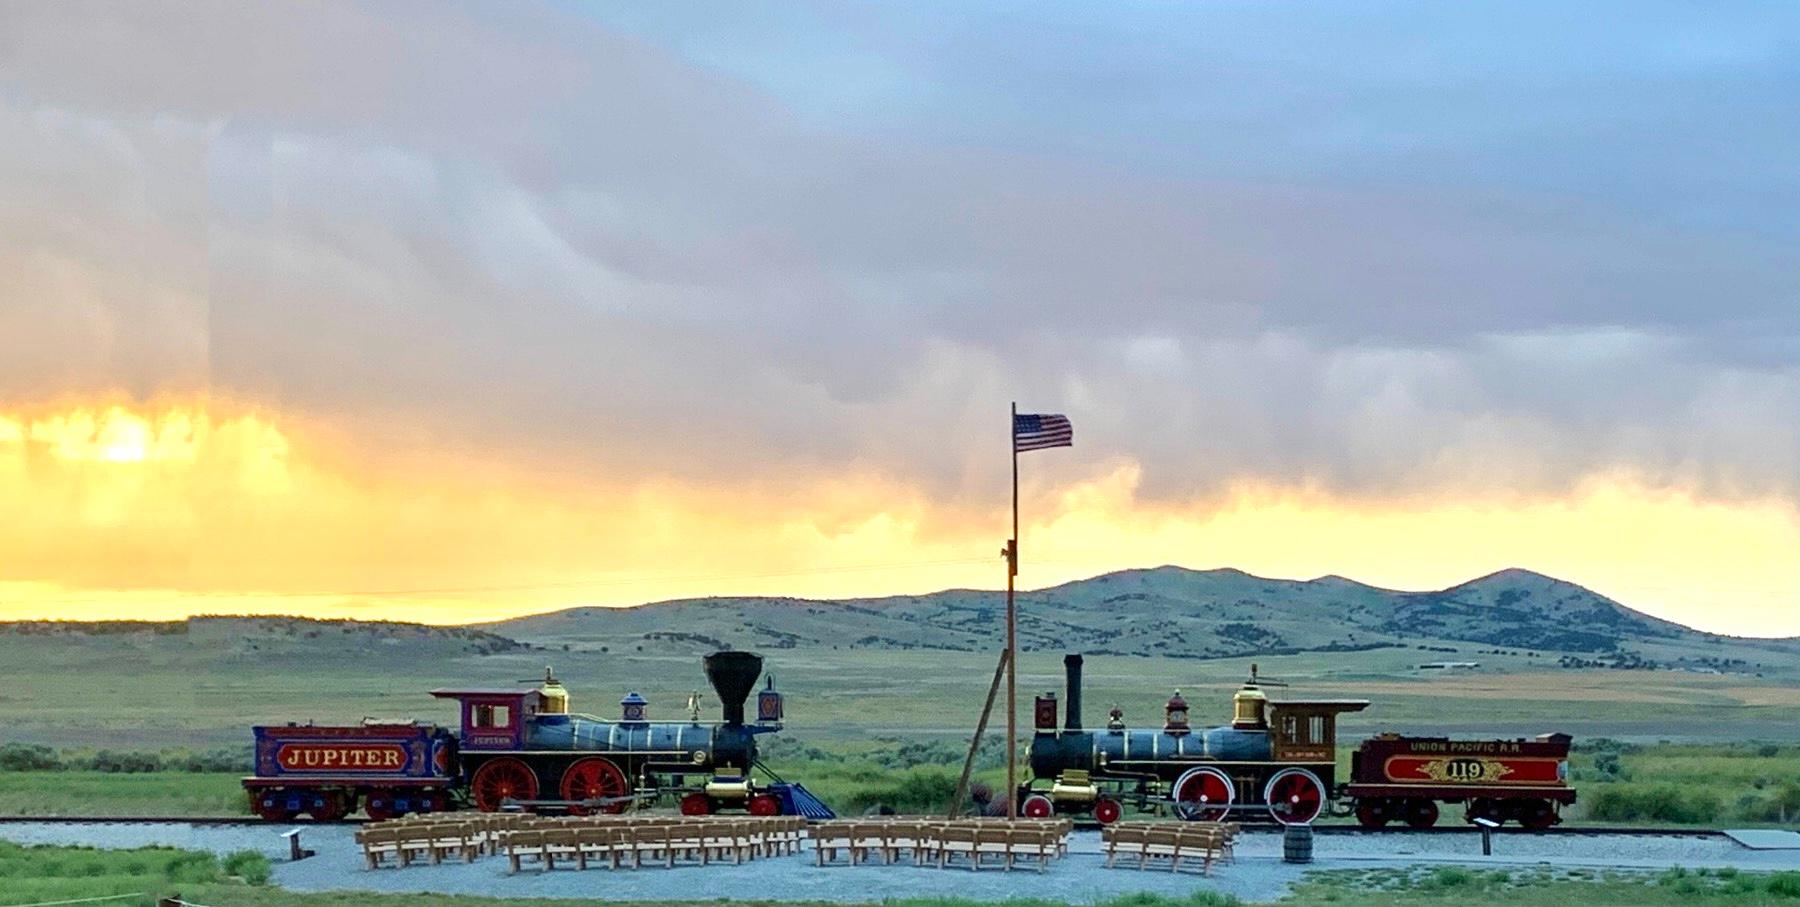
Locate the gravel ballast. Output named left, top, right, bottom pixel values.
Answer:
left=4, top=823, right=1799, bottom=904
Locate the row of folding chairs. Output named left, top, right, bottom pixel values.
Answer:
left=359, top=814, right=807, bottom=869
left=506, top=818, right=806, bottom=872
left=356, top=821, right=486, bottom=868
left=809, top=819, right=1073, bottom=872
left=1100, top=821, right=1239, bottom=876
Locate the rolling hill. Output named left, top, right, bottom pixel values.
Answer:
left=488, top=566, right=1791, bottom=668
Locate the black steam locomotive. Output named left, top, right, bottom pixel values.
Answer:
left=1023, top=654, right=1368, bottom=825
left=245, top=651, right=833, bottom=820
left=1024, top=653, right=1575, bottom=828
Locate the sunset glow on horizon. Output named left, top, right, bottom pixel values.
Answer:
left=5, top=400, right=1796, bottom=637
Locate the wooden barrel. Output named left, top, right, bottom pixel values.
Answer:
left=1282, top=823, right=1314, bottom=863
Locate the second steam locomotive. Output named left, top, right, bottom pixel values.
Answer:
left=1024, top=654, right=1575, bottom=828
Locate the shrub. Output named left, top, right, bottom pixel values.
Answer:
left=1184, top=892, right=1242, bottom=907
left=1768, top=872, right=1800, bottom=899
left=0, top=743, right=61, bottom=771
left=222, top=849, right=271, bottom=885
left=1421, top=867, right=1475, bottom=890
left=842, top=767, right=961, bottom=814
left=1738, top=783, right=1800, bottom=823
left=1586, top=786, right=1722, bottom=824
left=1578, top=751, right=1632, bottom=782
left=84, top=750, right=163, bottom=773
left=171, top=747, right=252, bottom=773
left=1577, top=737, right=1639, bottom=755
left=160, top=849, right=221, bottom=883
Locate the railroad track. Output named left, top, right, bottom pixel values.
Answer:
left=0, top=815, right=1720, bottom=837
left=1303, top=824, right=1721, bottom=837
left=0, top=815, right=365, bottom=825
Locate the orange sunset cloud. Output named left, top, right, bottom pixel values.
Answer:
left=2, top=400, right=1796, bottom=636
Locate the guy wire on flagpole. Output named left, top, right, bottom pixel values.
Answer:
left=1006, top=400, right=1019, bottom=819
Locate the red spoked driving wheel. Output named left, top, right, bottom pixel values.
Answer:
left=1093, top=796, right=1124, bottom=825
left=363, top=789, right=399, bottom=821
left=1264, top=768, right=1325, bottom=825
left=560, top=757, right=629, bottom=815
left=748, top=793, right=781, bottom=816
left=470, top=757, right=540, bottom=812
left=1354, top=797, right=1393, bottom=828
left=680, top=792, right=714, bottom=815
left=251, top=790, right=297, bottom=822
left=1021, top=794, right=1055, bottom=818
left=306, top=790, right=349, bottom=821
left=1173, top=767, right=1236, bottom=822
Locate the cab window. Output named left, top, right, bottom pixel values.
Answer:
left=472, top=704, right=512, bottom=728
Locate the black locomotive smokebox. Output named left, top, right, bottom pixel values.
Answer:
left=704, top=650, right=764, bottom=726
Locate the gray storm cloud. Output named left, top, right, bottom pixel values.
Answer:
left=1, top=1, right=1796, bottom=506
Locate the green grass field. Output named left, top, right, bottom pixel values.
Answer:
left=5, top=630, right=1800, bottom=750
left=0, top=840, right=268, bottom=907
left=0, top=771, right=248, bottom=817
left=1287, top=865, right=1800, bottom=906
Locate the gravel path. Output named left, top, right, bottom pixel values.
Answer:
left=4, top=823, right=1798, bottom=904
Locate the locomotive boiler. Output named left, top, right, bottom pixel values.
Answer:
left=1024, top=654, right=1369, bottom=825
left=435, top=650, right=792, bottom=817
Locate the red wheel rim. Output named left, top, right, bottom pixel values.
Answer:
left=252, top=792, right=296, bottom=822
left=1404, top=798, right=1440, bottom=829
left=1174, top=767, right=1235, bottom=822
left=470, top=758, right=540, bottom=812
left=1354, top=799, right=1390, bottom=828
left=1519, top=799, right=1556, bottom=830
left=1093, top=797, right=1123, bottom=825
left=1264, top=768, right=1324, bottom=825
left=680, top=792, right=714, bottom=815
left=748, top=793, right=781, bottom=816
left=560, top=758, right=629, bottom=815
left=364, top=790, right=397, bottom=821
left=307, top=791, right=348, bottom=821
left=1022, top=794, right=1054, bottom=818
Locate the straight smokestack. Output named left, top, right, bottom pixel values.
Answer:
left=1064, top=653, right=1083, bottom=732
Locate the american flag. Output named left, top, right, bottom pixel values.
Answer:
left=1014, top=413, right=1073, bottom=452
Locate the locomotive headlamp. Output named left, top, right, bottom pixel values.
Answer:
left=1164, top=690, right=1191, bottom=736
left=620, top=692, right=648, bottom=724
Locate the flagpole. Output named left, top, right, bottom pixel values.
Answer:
left=1006, top=400, right=1018, bottom=819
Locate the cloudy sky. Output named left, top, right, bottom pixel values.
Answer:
left=1, top=2, right=1796, bottom=632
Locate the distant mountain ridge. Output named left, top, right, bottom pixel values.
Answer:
left=487, top=566, right=1777, bottom=662
left=8, top=568, right=1783, bottom=668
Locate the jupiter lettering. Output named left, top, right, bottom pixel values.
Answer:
left=276, top=744, right=406, bottom=771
